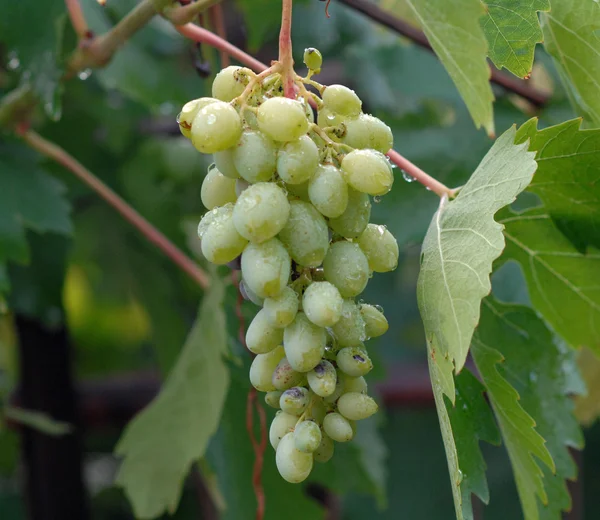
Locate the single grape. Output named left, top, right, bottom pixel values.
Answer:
left=270, top=411, right=298, bottom=450
left=263, top=286, right=299, bottom=328
left=249, top=345, right=285, bottom=392
left=265, top=390, right=283, bottom=409
left=197, top=204, right=248, bottom=265
left=302, top=281, right=343, bottom=327
left=178, top=97, right=218, bottom=138
left=213, top=148, right=240, bottom=179
left=272, top=357, right=306, bottom=391
left=239, top=279, right=264, bottom=306
left=241, top=238, right=291, bottom=298
left=322, top=85, right=362, bottom=117
left=323, top=372, right=345, bottom=404
left=308, top=164, right=348, bottom=218
left=283, top=312, right=326, bottom=372
left=337, top=346, right=373, bottom=377
left=246, top=308, right=284, bottom=354
left=330, top=300, right=366, bottom=347
left=303, top=47, right=323, bottom=72
left=191, top=101, right=242, bottom=154
left=278, top=200, right=329, bottom=268
left=276, top=432, right=313, bottom=483
left=360, top=304, right=389, bottom=338
left=277, top=136, right=319, bottom=184
left=357, top=223, right=399, bottom=272
left=339, top=373, right=368, bottom=393
left=285, top=180, right=310, bottom=201
left=233, top=183, right=290, bottom=243
left=212, top=65, right=254, bottom=102
left=323, top=241, right=369, bottom=297
left=337, top=392, right=378, bottom=420
left=342, top=113, right=393, bottom=154
left=307, top=360, right=337, bottom=397
left=341, top=149, right=394, bottom=196
left=280, top=386, right=310, bottom=416
left=233, top=130, right=277, bottom=183
left=323, top=413, right=353, bottom=442
left=313, top=433, right=334, bottom=463
left=200, top=166, right=237, bottom=210
left=328, top=188, right=371, bottom=238
left=294, top=420, right=322, bottom=453
left=257, top=98, right=309, bottom=142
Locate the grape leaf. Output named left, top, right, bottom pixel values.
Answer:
left=541, top=1, right=600, bottom=128
left=417, top=125, right=536, bottom=397
left=473, top=297, right=584, bottom=520
left=498, top=206, right=600, bottom=354
left=515, top=117, right=600, bottom=251
left=574, top=347, right=600, bottom=426
left=404, top=0, right=495, bottom=135
left=115, top=275, right=229, bottom=519
left=480, top=0, right=550, bottom=78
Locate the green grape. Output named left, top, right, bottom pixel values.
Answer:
left=342, top=113, right=394, bottom=153
left=263, top=286, right=299, bottom=328
left=357, top=223, right=399, bottom=272
left=178, top=97, right=218, bottom=138
left=337, top=346, right=373, bottom=377
left=323, top=241, right=369, bottom=297
left=272, top=357, right=305, bottom=391
left=249, top=345, right=285, bottom=392
left=233, top=183, right=290, bottom=243
left=280, top=386, right=310, bottom=416
left=330, top=300, right=366, bottom=347
left=322, top=85, right=362, bottom=117
left=246, top=308, right=284, bottom=354
left=235, top=178, right=250, bottom=197
left=276, top=432, right=313, bottom=483
left=337, top=392, right=378, bottom=421
left=197, top=204, right=248, bottom=265
left=360, top=304, right=388, bottom=338
left=341, top=149, right=394, bottom=196
left=212, top=65, right=254, bottom=102
left=239, top=279, right=264, bottom=306
left=303, top=47, right=323, bottom=72
left=265, top=390, right=283, bottom=409
left=191, top=101, right=242, bottom=154
left=308, top=164, right=348, bottom=218
left=323, top=372, right=345, bottom=404
left=307, top=360, right=337, bottom=397
left=313, top=433, right=334, bottom=463
left=302, top=281, right=343, bottom=327
left=278, top=200, right=329, bottom=268
left=270, top=411, right=298, bottom=450
left=317, top=107, right=349, bottom=128
left=302, top=98, right=315, bottom=124
left=241, top=238, right=291, bottom=298
left=233, top=130, right=277, bottom=183
left=286, top=180, right=310, bottom=201
left=339, top=373, right=368, bottom=393
left=200, top=166, right=237, bottom=210
left=323, top=413, right=353, bottom=442
left=257, top=98, right=309, bottom=142
left=277, top=136, right=319, bottom=184
left=283, top=312, right=326, bottom=372
left=214, top=148, right=240, bottom=179
left=328, top=188, right=371, bottom=238
left=294, top=420, right=322, bottom=453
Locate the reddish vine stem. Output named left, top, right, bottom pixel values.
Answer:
left=65, top=0, right=88, bottom=38
left=278, top=0, right=296, bottom=98
left=387, top=149, right=454, bottom=198
left=210, top=4, right=230, bottom=67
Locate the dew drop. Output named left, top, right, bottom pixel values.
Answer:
left=207, top=113, right=217, bottom=124
left=7, top=51, right=20, bottom=70
left=176, top=112, right=182, bottom=124
left=374, top=304, right=384, bottom=313
left=78, top=68, right=92, bottom=81
left=401, top=170, right=415, bottom=183
left=457, top=469, right=464, bottom=485
left=373, top=195, right=382, bottom=203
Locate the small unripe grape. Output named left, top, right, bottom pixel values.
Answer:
left=280, top=386, right=310, bottom=416
left=303, top=47, right=323, bottom=72
left=283, top=312, right=326, bottom=372
left=246, top=308, right=284, bottom=354
left=277, top=136, right=319, bottom=184
left=265, top=390, right=283, bottom=409
left=241, top=238, right=291, bottom=298
left=233, top=183, right=290, bottom=243
left=323, top=241, right=369, bottom=298
left=330, top=300, right=366, bottom=347
left=357, top=223, right=399, bottom=273
left=197, top=204, right=248, bottom=265
left=294, top=420, right=322, bottom=453
left=341, top=149, right=394, bottom=196
left=339, top=373, right=368, bottom=393
left=257, top=98, right=309, bottom=142
left=233, top=130, right=277, bottom=183
left=308, top=164, right=348, bottom=218
left=337, top=346, right=373, bottom=377
left=272, top=357, right=305, bottom=391
left=302, top=282, right=343, bottom=327
left=270, top=411, right=298, bottom=449
left=200, top=166, right=237, bottom=210
left=212, top=65, right=254, bottom=102
left=307, top=360, right=337, bottom=397
left=337, top=392, right=378, bottom=420
left=191, top=101, right=242, bottom=154
left=360, top=304, right=389, bottom=338
left=313, top=433, right=334, bottom=463
left=323, top=413, right=354, bottom=442
left=178, top=97, right=218, bottom=138
left=342, top=113, right=393, bottom=153
left=249, top=345, right=285, bottom=392
left=239, top=279, right=264, bottom=306
left=263, top=286, right=299, bottom=328
left=322, top=85, right=362, bottom=117
left=328, top=188, right=371, bottom=238
left=213, top=148, right=240, bottom=179
left=276, top=432, right=313, bottom=483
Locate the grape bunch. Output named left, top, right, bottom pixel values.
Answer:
left=179, top=48, right=399, bottom=484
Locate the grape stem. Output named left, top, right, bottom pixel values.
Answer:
left=278, top=0, right=296, bottom=98
left=19, top=129, right=211, bottom=290
left=65, top=0, right=89, bottom=39
left=163, top=0, right=221, bottom=25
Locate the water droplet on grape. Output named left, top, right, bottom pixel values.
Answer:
left=176, top=112, right=182, bottom=124
left=207, top=113, right=217, bottom=124
left=376, top=225, right=386, bottom=236
left=401, top=170, right=415, bottom=183
left=374, top=305, right=384, bottom=313
left=373, top=196, right=381, bottom=203
left=78, top=68, right=92, bottom=81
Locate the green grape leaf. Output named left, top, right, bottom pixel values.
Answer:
left=115, top=275, right=230, bottom=519
left=515, top=117, right=600, bottom=251
left=417, top=125, right=536, bottom=397
left=480, top=0, right=550, bottom=78
left=541, top=1, right=600, bottom=128
left=574, top=347, right=600, bottom=426
left=498, top=206, right=600, bottom=353
left=473, top=298, right=584, bottom=520
left=4, top=406, right=72, bottom=436
left=405, top=0, right=495, bottom=135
